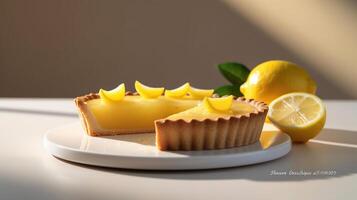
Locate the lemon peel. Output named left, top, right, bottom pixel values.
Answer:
left=135, top=81, right=164, bottom=98
left=203, top=95, right=234, bottom=112
left=188, top=86, right=214, bottom=99
left=99, top=83, right=126, bottom=102
left=164, top=83, right=190, bottom=98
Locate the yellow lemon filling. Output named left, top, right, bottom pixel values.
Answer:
left=87, top=96, right=201, bottom=130
left=167, top=96, right=255, bottom=121
left=86, top=82, right=255, bottom=131
left=87, top=82, right=207, bottom=130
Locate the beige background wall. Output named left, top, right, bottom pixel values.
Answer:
left=0, top=0, right=356, bottom=99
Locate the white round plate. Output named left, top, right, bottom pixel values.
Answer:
left=44, top=122, right=291, bottom=170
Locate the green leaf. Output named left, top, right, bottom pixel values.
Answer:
left=218, top=62, right=250, bottom=85
left=214, top=85, right=243, bottom=97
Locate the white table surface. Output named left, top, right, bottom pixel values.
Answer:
left=1, top=98, right=356, bottom=200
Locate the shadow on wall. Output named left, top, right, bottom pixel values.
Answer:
left=0, top=0, right=352, bottom=98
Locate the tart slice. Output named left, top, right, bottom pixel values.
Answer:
left=155, top=96, right=268, bottom=151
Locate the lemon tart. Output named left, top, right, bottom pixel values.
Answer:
left=75, top=81, right=268, bottom=151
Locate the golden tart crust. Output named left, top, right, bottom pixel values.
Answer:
left=155, top=97, right=268, bottom=151
left=75, top=93, right=105, bottom=136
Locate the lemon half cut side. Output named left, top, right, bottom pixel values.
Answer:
left=268, top=92, right=326, bottom=142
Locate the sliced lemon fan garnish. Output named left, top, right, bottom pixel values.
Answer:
left=99, top=83, right=126, bottom=102
left=204, top=95, right=234, bottom=112
left=268, top=92, right=326, bottom=142
left=135, top=81, right=164, bottom=98
left=165, top=83, right=190, bottom=98
left=188, top=86, right=214, bottom=99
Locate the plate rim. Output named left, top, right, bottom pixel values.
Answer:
left=43, top=122, right=292, bottom=170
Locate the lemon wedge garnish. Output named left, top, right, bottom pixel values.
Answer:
left=165, top=83, right=190, bottom=98
left=188, top=86, right=214, bottom=99
left=268, top=92, right=326, bottom=142
left=135, top=81, right=164, bottom=98
left=99, top=83, right=126, bottom=102
left=203, top=95, right=233, bottom=112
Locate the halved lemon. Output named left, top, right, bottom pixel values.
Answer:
left=268, top=92, right=326, bottom=142
left=99, top=83, right=126, bottom=102
left=135, top=81, right=164, bottom=98
left=165, top=83, right=190, bottom=98
left=188, top=86, right=214, bottom=99
left=204, top=95, right=233, bottom=112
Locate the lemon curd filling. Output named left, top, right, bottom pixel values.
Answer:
left=86, top=96, right=201, bottom=130
left=84, top=82, right=250, bottom=132
left=167, top=98, right=256, bottom=121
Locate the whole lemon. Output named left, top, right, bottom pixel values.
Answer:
left=240, top=60, right=316, bottom=104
